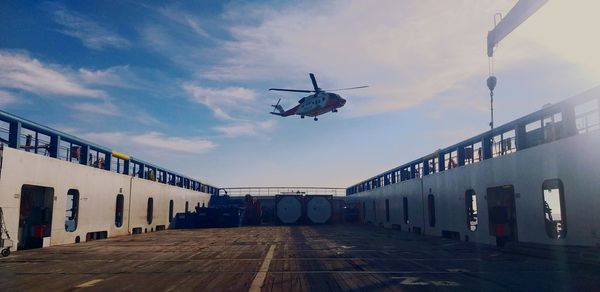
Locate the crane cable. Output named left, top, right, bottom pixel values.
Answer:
left=487, top=13, right=502, bottom=146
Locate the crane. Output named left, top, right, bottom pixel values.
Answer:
left=486, top=0, right=549, bottom=131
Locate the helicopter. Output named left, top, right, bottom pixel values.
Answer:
left=269, top=73, right=367, bottom=121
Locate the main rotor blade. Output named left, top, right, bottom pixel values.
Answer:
left=269, top=88, right=314, bottom=93
left=325, top=86, right=369, bottom=92
left=309, top=73, right=320, bottom=92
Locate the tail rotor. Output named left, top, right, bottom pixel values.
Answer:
left=270, top=98, right=285, bottom=115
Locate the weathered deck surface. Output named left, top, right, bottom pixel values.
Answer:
left=1, top=225, right=599, bottom=291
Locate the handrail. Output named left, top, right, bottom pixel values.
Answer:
left=0, top=109, right=219, bottom=195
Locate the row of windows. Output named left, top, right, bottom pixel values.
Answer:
left=364, top=179, right=566, bottom=239
left=65, top=190, right=197, bottom=232
left=0, top=117, right=220, bottom=197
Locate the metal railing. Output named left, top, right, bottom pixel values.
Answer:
left=220, top=187, right=346, bottom=197
left=0, top=109, right=219, bottom=195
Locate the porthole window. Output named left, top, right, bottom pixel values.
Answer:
left=115, top=194, right=124, bottom=227
left=465, top=190, right=478, bottom=231
left=65, top=189, right=79, bottom=232
left=542, top=179, right=567, bottom=239
left=147, top=197, right=154, bottom=224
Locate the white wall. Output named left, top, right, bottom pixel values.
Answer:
left=0, top=147, right=211, bottom=248
left=352, top=131, right=600, bottom=247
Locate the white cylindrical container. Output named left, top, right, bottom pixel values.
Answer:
left=276, top=195, right=302, bottom=224
left=305, top=195, right=332, bottom=224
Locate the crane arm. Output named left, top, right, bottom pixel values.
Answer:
left=487, top=0, right=549, bottom=57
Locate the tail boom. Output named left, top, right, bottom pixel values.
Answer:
left=270, top=105, right=299, bottom=117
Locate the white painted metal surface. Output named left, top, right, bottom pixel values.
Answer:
left=0, top=147, right=211, bottom=249
left=306, top=196, right=332, bottom=224
left=350, top=130, right=600, bottom=247
left=276, top=196, right=302, bottom=224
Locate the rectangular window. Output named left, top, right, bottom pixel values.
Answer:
left=385, top=199, right=390, bottom=222
left=542, top=113, right=562, bottom=142
left=428, top=193, right=436, bottom=227
left=65, top=189, right=79, bottom=232
left=115, top=194, right=124, bottom=227
left=147, top=197, right=154, bottom=224
left=493, top=130, right=516, bottom=157
left=473, top=142, right=482, bottom=162
left=415, top=163, right=423, bottom=178
left=543, top=179, right=567, bottom=239
left=575, top=99, right=600, bottom=134
left=526, top=120, right=542, bottom=132
left=463, top=146, right=474, bottom=165
left=444, top=152, right=457, bottom=169
left=185, top=201, right=189, bottom=213
left=465, top=190, right=478, bottom=231
left=428, top=157, right=439, bottom=173
left=403, top=197, right=409, bottom=224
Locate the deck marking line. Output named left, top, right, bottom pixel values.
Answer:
left=390, top=277, right=461, bottom=287
left=249, top=244, right=276, bottom=292
left=75, top=279, right=104, bottom=288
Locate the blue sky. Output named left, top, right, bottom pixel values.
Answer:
left=1, top=0, right=599, bottom=187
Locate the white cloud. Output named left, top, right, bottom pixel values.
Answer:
left=0, top=90, right=19, bottom=106
left=157, top=7, right=211, bottom=38
left=214, top=120, right=276, bottom=137
left=203, top=0, right=598, bottom=117
left=132, top=132, right=216, bottom=154
left=202, top=1, right=518, bottom=115
left=139, top=23, right=212, bottom=71
left=49, top=5, right=131, bottom=50
left=71, top=102, right=120, bottom=116
left=182, top=84, right=257, bottom=120
left=78, top=65, right=136, bottom=88
left=134, top=111, right=165, bottom=126
left=82, top=131, right=217, bottom=154
left=0, top=51, right=106, bottom=98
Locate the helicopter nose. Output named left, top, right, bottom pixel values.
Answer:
left=340, top=97, right=347, bottom=106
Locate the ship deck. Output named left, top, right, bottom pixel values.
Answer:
left=1, top=225, right=599, bottom=291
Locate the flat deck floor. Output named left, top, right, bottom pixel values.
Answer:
left=1, top=225, right=599, bottom=291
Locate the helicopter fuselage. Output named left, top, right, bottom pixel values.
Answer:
left=269, top=73, right=362, bottom=120
left=295, top=92, right=346, bottom=117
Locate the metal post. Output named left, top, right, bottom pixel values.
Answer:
left=482, top=134, right=493, bottom=159
left=515, top=124, right=527, bottom=150
left=8, top=121, right=21, bottom=149
left=80, top=145, right=89, bottom=165
left=457, top=146, right=465, bottom=166
left=49, top=135, right=60, bottom=158
left=123, top=159, right=130, bottom=175
left=103, top=152, right=111, bottom=170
